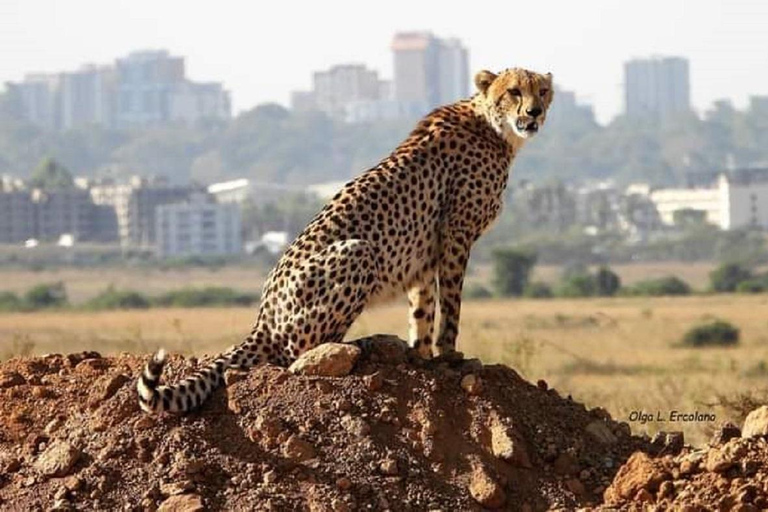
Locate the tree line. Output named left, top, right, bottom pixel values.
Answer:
left=1, top=89, right=768, bottom=187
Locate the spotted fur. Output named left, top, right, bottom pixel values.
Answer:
left=137, top=67, right=554, bottom=413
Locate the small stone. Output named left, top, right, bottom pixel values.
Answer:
left=658, top=480, right=675, bottom=499
left=603, top=452, right=670, bottom=504
left=34, top=440, right=81, bottom=477
left=554, top=452, right=579, bottom=475
left=706, top=441, right=747, bottom=473
left=585, top=420, right=618, bottom=445
left=469, top=465, right=506, bottom=509
left=340, top=415, right=370, bottom=436
left=711, top=422, right=741, bottom=446
left=62, top=476, right=83, bottom=492
left=490, top=421, right=531, bottom=468
left=536, top=379, right=548, bottom=390
left=157, top=493, right=204, bottom=512
left=1, top=456, right=21, bottom=474
left=288, top=343, right=360, bottom=377
left=665, top=431, right=684, bottom=454
left=0, top=371, right=25, bottom=388
left=336, top=477, right=352, bottom=490
left=282, top=435, right=316, bottom=462
left=634, top=488, right=653, bottom=503
left=460, top=374, right=483, bottom=395
left=379, top=459, right=398, bottom=475
left=263, top=470, right=278, bottom=484
left=88, top=373, right=130, bottom=407
left=742, top=406, right=768, bottom=438
left=364, top=372, right=384, bottom=392
left=160, top=481, right=194, bottom=496
left=565, top=478, right=585, bottom=495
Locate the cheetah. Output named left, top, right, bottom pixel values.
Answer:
left=138, top=67, right=554, bottom=413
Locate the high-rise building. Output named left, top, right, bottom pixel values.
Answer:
left=290, top=64, right=388, bottom=121
left=60, top=65, right=116, bottom=130
left=12, top=74, right=61, bottom=130
left=10, top=50, right=230, bottom=130
left=624, top=57, right=691, bottom=119
left=546, top=88, right=596, bottom=126
left=392, top=32, right=469, bottom=113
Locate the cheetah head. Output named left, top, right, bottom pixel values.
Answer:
left=474, top=68, right=554, bottom=140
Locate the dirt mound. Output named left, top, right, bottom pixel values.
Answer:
left=0, top=335, right=763, bottom=511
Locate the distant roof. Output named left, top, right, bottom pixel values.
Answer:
left=208, top=179, right=250, bottom=194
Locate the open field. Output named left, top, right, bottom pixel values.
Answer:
left=1, top=293, right=767, bottom=445
left=0, top=260, right=725, bottom=304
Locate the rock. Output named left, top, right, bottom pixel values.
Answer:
left=0, top=455, right=21, bottom=474
left=379, top=459, right=398, bottom=475
left=160, top=481, right=194, bottom=497
left=706, top=440, right=747, bottom=472
left=341, top=415, right=370, bottom=436
left=359, top=335, right=409, bottom=364
left=263, top=470, right=278, bottom=484
left=289, top=343, right=360, bottom=377
left=336, top=477, right=352, bottom=490
left=490, top=421, right=531, bottom=468
left=711, top=422, right=741, bottom=446
left=554, top=452, right=579, bottom=476
left=469, top=465, right=506, bottom=509
left=282, top=435, right=316, bottom=462
left=88, top=373, right=130, bottom=407
left=157, top=493, right=205, bottom=512
left=565, top=478, right=585, bottom=495
left=363, top=372, right=384, bottom=392
left=603, top=452, right=670, bottom=504
left=585, top=420, right=618, bottom=445
left=742, top=406, right=768, bottom=438
left=34, top=440, right=81, bottom=477
left=0, top=371, right=25, bottom=388
left=460, top=374, right=483, bottom=395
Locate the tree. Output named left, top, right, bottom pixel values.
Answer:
left=710, top=262, right=753, bottom=293
left=595, top=266, right=621, bottom=296
left=491, top=248, right=537, bottom=297
left=29, top=157, right=74, bottom=189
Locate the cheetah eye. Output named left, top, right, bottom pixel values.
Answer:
left=539, top=88, right=549, bottom=97
left=508, top=88, right=522, bottom=98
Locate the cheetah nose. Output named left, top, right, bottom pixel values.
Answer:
left=526, top=107, right=542, bottom=118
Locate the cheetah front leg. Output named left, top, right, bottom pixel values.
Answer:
left=407, top=270, right=437, bottom=359
left=435, top=230, right=473, bottom=358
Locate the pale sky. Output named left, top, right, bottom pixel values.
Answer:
left=1, top=0, right=766, bottom=123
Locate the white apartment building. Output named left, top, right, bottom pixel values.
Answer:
left=647, top=169, right=768, bottom=229
left=156, top=194, right=241, bottom=258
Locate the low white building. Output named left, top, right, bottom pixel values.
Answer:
left=646, top=168, right=768, bottom=229
left=156, top=194, right=241, bottom=258
left=207, top=179, right=305, bottom=205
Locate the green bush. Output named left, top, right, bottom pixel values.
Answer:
left=0, top=291, right=24, bottom=312
left=627, top=276, right=691, bottom=297
left=556, top=274, right=596, bottom=298
left=492, top=248, right=537, bottom=297
left=523, top=281, right=553, bottom=299
left=682, top=320, right=740, bottom=347
left=24, top=282, right=68, bottom=309
left=154, top=287, right=258, bottom=308
left=710, top=263, right=753, bottom=292
left=735, top=273, right=768, bottom=293
left=85, top=287, right=151, bottom=310
left=464, top=284, right=493, bottom=300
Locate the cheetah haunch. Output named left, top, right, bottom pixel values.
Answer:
left=138, top=67, right=554, bottom=413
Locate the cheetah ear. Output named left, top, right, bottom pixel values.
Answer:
left=474, top=70, right=498, bottom=95
left=545, top=72, right=553, bottom=85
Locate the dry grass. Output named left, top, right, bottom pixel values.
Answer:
left=0, top=266, right=266, bottom=303
left=1, top=293, right=767, bottom=445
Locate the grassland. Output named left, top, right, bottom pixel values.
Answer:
left=0, top=261, right=718, bottom=305
left=1, top=292, right=767, bottom=445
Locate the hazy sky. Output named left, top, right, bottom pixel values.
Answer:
left=1, top=0, right=766, bottom=123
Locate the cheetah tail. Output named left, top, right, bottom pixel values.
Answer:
left=136, top=348, right=232, bottom=414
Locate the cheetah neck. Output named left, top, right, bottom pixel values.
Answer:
left=469, top=95, right=526, bottom=157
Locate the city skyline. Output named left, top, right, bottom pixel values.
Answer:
left=1, top=0, right=767, bottom=124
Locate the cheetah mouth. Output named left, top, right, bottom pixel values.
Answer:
left=513, top=118, right=539, bottom=138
